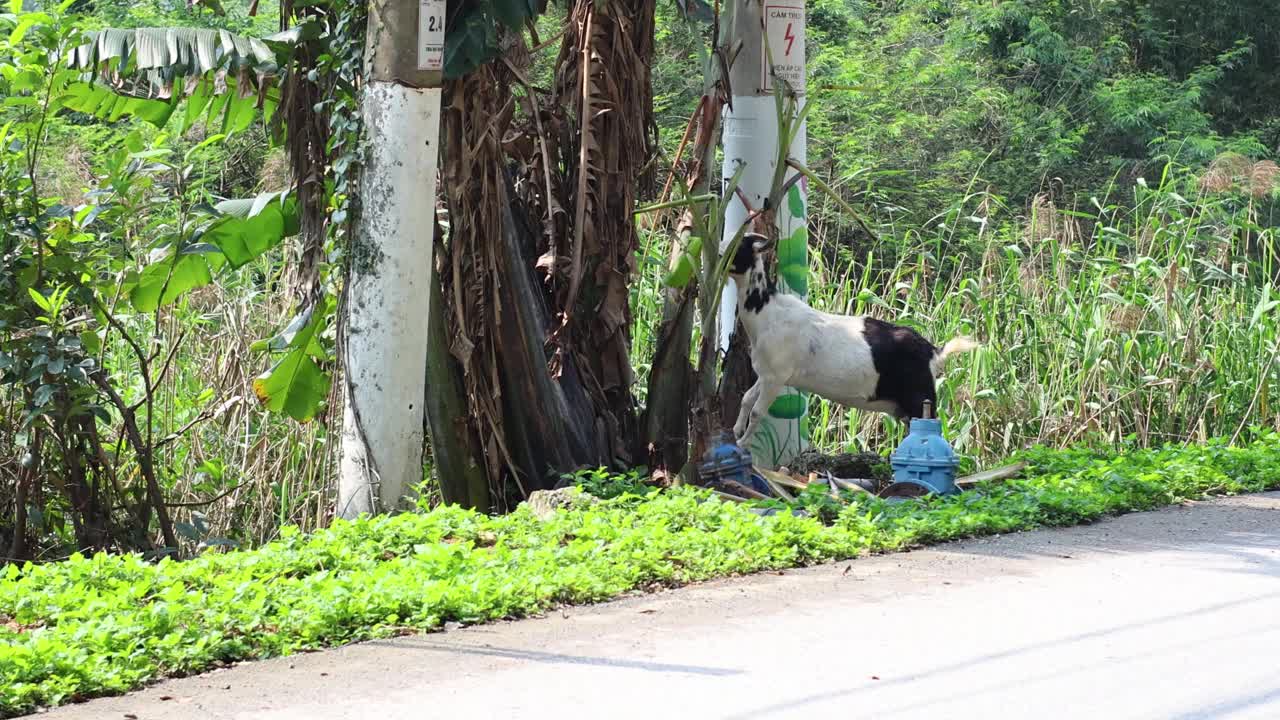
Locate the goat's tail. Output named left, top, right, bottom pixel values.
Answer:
left=931, top=336, right=980, bottom=376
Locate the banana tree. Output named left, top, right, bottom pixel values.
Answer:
left=53, top=5, right=514, bottom=513
left=55, top=0, right=704, bottom=517
left=1, top=4, right=314, bottom=557
left=432, top=0, right=680, bottom=509
left=52, top=11, right=429, bottom=509
left=63, top=26, right=286, bottom=132
left=57, top=23, right=340, bottom=414
left=53, top=3, right=513, bottom=513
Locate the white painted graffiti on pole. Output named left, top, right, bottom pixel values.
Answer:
left=417, top=0, right=445, bottom=71
left=762, top=3, right=805, bottom=94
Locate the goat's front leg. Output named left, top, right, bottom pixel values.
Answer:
left=734, top=380, right=763, bottom=441
left=738, top=380, right=784, bottom=446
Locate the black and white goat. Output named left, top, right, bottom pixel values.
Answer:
left=728, top=233, right=978, bottom=445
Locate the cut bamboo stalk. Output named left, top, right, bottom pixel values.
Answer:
left=829, top=476, right=872, bottom=494
left=753, top=472, right=795, bottom=501
left=955, top=462, right=1027, bottom=488
left=721, top=479, right=770, bottom=500
left=823, top=473, right=840, bottom=501
left=755, top=467, right=807, bottom=491
left=713, top=490, right=749, bottom=503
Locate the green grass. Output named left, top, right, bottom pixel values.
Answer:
left=4, top=434, right=1280, bottom=716
left=632, top=166, right=1280, bottom=462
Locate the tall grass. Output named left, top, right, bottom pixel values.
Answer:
left=0, top=247, right=341, bottom=556
left=632, top=166, right=1280, bottom=464
left=140, top=163, right=1280, bottom=544
left=12, top=165, right=1269, bottom=554
left=130, top=255, right=340, bottom=546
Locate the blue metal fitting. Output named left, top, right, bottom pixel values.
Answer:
left=889, top=414, right=960, bottom=496
left=699, top=431, right=772, bottom=496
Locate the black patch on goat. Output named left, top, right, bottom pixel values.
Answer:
left=862, top=317, right=939, bottom=420
left=732, top=239, right=776, bottom=313
left=743, top=274, right=776, bottom=313
left=730, top=238, right=756, bottom=275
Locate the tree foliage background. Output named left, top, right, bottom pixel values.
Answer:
left=1, top=0, right=1278, bottom=560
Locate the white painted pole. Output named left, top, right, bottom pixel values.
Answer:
left=720, top=0, right=808, bottom=468
left=337, top=0, right=446, bottom=518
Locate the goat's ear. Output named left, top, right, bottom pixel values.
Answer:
left=745, top=232, right=771, bottom=252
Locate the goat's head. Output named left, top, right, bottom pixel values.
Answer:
left=729, top=232, right=771, bottom=277
left=729, top=232, right=778, bottom=314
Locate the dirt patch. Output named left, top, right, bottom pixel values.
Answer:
left=783, top=449, right=891, bottom=485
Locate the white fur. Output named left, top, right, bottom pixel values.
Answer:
left=728, top=238, right=977, bottom=444
left=931, top=336, right=980, bottom=377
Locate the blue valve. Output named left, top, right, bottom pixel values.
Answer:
left=888, top=401, right=960, bottom=496
left=699, top=431, right=772, bottom=496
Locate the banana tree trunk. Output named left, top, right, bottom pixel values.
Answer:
left=493, top=180, right=605, bottom=479
left=642, top=223, right=696, bottom=472
left=547, top=0, right=657, bottom=469
left=440, top=61, right=614, bottom=508
left=425, top=219, right=489, bottom=510
left=436, top=1, right=658, bottom=506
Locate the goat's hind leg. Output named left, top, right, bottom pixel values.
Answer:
left=734, top=379, right=763, bottom=441
left=738, top=380, right=784, bottom=445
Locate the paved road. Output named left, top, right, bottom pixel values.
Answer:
left=42, top=493, right=1280, bottom=720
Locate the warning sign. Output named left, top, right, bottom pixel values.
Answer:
left=417, top=0, right=446, bottom=71
left=762, top=3, right=805, bottom=94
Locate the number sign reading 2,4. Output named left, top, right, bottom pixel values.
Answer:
left=762, top=3, right=805, bottom=94
left=418, top=0, right=446, bottom=71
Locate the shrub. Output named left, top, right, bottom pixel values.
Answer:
left=2, top=434, right=1280, bottom=716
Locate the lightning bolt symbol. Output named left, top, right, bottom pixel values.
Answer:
left=784, top=23, right=796, bottom=56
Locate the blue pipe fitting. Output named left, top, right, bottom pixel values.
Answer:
left=889, top=417, right=960, bottom=496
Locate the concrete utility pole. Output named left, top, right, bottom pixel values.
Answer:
left=337, top=0, right=446, bottom=517
left=719, top=0, right=808, bottom=468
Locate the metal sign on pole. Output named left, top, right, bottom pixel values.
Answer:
left=719, top=0, right=808, bottom=468
left=417, top=0, right=446, bottom=71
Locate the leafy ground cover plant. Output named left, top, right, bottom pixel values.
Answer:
left=3, top=433, right=1280, bottom=715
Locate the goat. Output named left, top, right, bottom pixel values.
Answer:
left=727, top=233, right=978, bottom=445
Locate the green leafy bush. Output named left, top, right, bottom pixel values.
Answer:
left=0, top=2, right=334, bottom=560
left=560, top=466, right=653, bottom=500
left=3, top=434, right=1280, bottom=716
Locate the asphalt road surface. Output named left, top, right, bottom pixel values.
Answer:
left=40, top=492, right=1280, bottom=720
